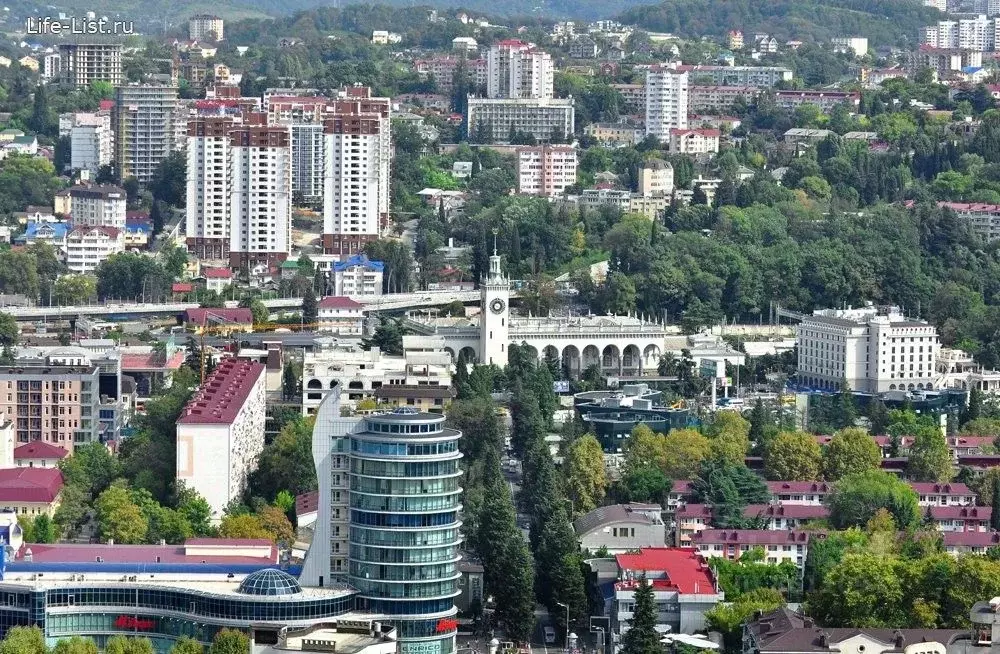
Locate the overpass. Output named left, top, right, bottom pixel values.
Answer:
left=2, top=290, right=485, bottom=321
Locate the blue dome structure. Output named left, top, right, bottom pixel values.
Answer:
left=237, top=569, right=302, bottom=596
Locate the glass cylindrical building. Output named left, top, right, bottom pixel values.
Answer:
left=348, top=408, right=463, bottom=654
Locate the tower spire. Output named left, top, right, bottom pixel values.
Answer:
left=492, top=227, right=498, bottom=256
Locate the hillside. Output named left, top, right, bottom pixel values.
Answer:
left=617, top=0, right=945, bottom=47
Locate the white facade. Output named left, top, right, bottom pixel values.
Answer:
left=466, top=97, right=575, bottom=142
left=922, top=16, right=999, bottom=49
left=333, top=258, right=384, bottom=296
left=574, top=504, right=666, bottom=554
left=41, top=53, right=61, bottom=83
left=70, top=121, right=113, bottom=175
left=65, top=226, right=124, bottom=273
left=480, top=252, right=510, bottom=367
left=831, top=37, right=869, bottom=57
left=517, top=145, right=577, bottom=197
left=316, top=298, right=365, bottom=335
left=487, top=40, right=554, bottom=99
left=668, top=129, right=720, bottom=154
left=645, top=65, right=689, bottom=140
left=58, top=43, right=123, bottom=88
left=797, top=305, right=939, bottom=393
left=114, top=84, right=179, bottom=184
left=638, top=160, right=674, bottom=196
left=175, top=359, right=266, bottom=521
left=68, top=186, right=126, bottom=229
left=185, top=116, right=235, bottom=262
left=189, top=15, right=224, bottom=41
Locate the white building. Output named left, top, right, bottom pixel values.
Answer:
left=692, top=530, right=812, bottom=569
left=645, top=64, right=689, bottom=140
left=114, top=84, right=179, bottom=184
left=202, top=267, right=233, bottom=294
left=65, top=226, right=124, bottom=273
left=683, top=64, right=792, bottom=86
left=466, top=96, right=575, bottom=142
left=316, top=297, right=365, bottom=335
left=189, top=14, right=224, bottom=41
left=322, top=87, right=391, bottom=257
left=638, top=159, right=674, bottom=196
left=58, top=43, right=123, bottom=88
left=932, top=201, right=1000, bottom=242
left=668, top=128, right=720, bottom=154
left=68, top=185, right=126, bottom=229
left=302, top=335, right=452, bottom=414
left=831, top=37, right=869, bottom=57
left=517, top=144, right=577, bottom=196
left=41, top=53, right=61, bottom=83
left=573, top=504, right=666, bottom=554
left=452, top=37, right=478, bottom=52
left=175, top=358, right=266, bottom=521
left=487, top=39, right=554, bottom=99
left=186, top=115, right=236, bottom=262
left=922, top=16, right=999, bottom=50
left=332, top=254, right=384, bottom=296
left=796, top=305, right=940, bottom=393
left=69, top=114, right=113, bottom=176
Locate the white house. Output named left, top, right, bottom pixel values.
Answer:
left=573, top=503, right=666, bottom=553
left=317, top=296, right=365, bottom=335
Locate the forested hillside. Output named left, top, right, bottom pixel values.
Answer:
left=618, top=0, right=945, bottom=47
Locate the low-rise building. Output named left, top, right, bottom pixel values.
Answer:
left=0, top=467, right=63, bottom=517
left=912, top=482, right=977, bottom=506
left=613, top=548, right=723, bottom=636
left=65, top=225, right=124, bottom=273
left=831, top=36, right=869, bottom=57
left=68, top=185, right=126, bottom=229
left=372, top=384, right=455, bottom=413
left=927, top=505, right=991, bottom=532
left=765, top=481, right=832, bottom=505
left=584, top=121, right=644, bottom=146
left=201, top=267, right=233, bottom=294
left=183, top=308, right=254, bottom=333
left=742, top=504, right=828, bottom=529
left=774, top=90, right=861, bottom=111
left=13, top=442, right=69, bottom=469
left=689, top=85, right=760, bottom=111
left=573, top=503, right=666, bottom=553
left=175, top=358, right=267, bottom=521
left=316, top=297, right=365, bottom=335
left=691, top=530, right=813, bottom=568
left=669, top=128, right=720, bottom=154
left=675, top=503, right=713, bottom=545
left=333, top=254, right=384, bottom=297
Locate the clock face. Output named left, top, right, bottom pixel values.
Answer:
left=490, top=298, right=506, bottom=314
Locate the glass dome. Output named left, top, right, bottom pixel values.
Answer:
left=237, top=568, right=302, bottom=596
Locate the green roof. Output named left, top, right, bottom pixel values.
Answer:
left=280, top=260, right=299, bottom=269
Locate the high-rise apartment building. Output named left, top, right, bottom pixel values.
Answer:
left=301, top=399, right=462, bottom=654
left=516, top=144, right=578, bottom=197
left=796, top=305, right=939, bottom=393
left=58, top=43, right=123, bottom=89
left=486, top=39, right=554, bottom=99
left=185, top=114, right=293, bottom=269
left=0, top=365, right=103, bottom=453
left=321, top=87, right=391, bottom=257
left=41, top=53, right=61, bottom=83
left=189, top=14, right=224, bottom=41
left=113, top=84, right=179, bottom=184
left=645, top=64, right=689, bottom=140
left=265, top=96, right=330, bottom=206
left=64, top=112, right=113, bottom=176
left=922, top=16, right=999, bottom=49
left=68, top=185, right=126, bottom=229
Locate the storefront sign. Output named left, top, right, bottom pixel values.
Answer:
left=435, top=619, right=458, bottom=633
left=115, top=616, right=155, bottom=630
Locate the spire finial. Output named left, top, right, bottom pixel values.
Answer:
left=492, top=228, right=499, bottom=257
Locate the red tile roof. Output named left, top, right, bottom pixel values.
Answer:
left=943, top=531, right=1000, bottom=547
left=614, top=547, right=717, bottom=595
left=13, top=442, right=69, bottom=460
left=676, top=503, right=713, bottom=518
left=928, top=505, right=991, bottom=520
left=693, top=529, right=819, bottom=545
left=176, top=358, right=265, bottom=425
left=121, top=351, right=186, bottom=372
left=910, top=482, right=974, bottom=495
left=296, top=491, right=320, bottom=516
left=766, top=481, right=833, bottom=494
left=671, top=480, right=695, bottom=495
left=13, top=539, right=277, bottom=564
left=185, top=538, right=273, bottom=546
left=172, top=283, right=194, bottom=293
left=318, top=296, right=363, bottom=310
left=99, top=100, right=114, bottom=111
left=0, top=468, right=63, bottom=503
left=184, top=308, right=253, bottom=325
left=743, top=504, right=829, bottom=519
left=202, top=267, right=233, bottom=279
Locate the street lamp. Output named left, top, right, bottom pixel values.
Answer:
left=556, top=602, right=569, bottom=653
left=592, top=627, right=605, bottom=654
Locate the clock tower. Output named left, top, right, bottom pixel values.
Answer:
left=480, top=244, right=510, bottom=367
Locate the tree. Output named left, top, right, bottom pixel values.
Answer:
left=169, top=638, right=205, bottom=654
left=993, top=475, right=1000, bottom=532
left=535, top=503, right=588, bottom=633
left=362, top=317, right=404, bottom=355
left=105, top=636, right=155, bottom=654
left=834, top=380, right=858, bottom=429
left=965, top=387, right=984, bottom=425
left=827, top=470, right=921, bottom=530
left=52, top=274, right=96, bottom=306
left=301, top=290, right=318, bottom=326
left=248, top=417, right=317, bottom=501
left=565, top=434, right=607, bottom=513
left=621, top=577, right=661, bottom=654
left=907, top=426, right=953, bottom=482
left=52, top=637, right=99, bottom=654
left=149, top=151, right=187, bottom=206
left=0, top=626, right=47, bottom=654
left=250, top=299, right=269, bottom=326
left=706, top=588, right=784, bottom=651
left=868, top=399, right=890, bottom=436
left=32, top=513, right=55, bottom=543
left=209, top=631, right=250, bottom=654
left=176, top=482, right=213, bottom=536
left=618, top=465, right=671, bottom=504
left=219, top=514, right=271, bottom=540
left=257, top=505, right=295, bottom=545
left=95, top=484, right=148, bottom=544
left=764, top=431, right=822, bottom=480
left=748, top=398, right=768, bottom=448
left=692, top=460, right=770, bottom=527
left=822, top=427, right=881, bottom=480
left=96, top=252, right=169, bottom=302
left=0, top=312, right=18, bottom=348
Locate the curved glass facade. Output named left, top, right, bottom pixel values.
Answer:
left=348, top=409, right=462, bottom=654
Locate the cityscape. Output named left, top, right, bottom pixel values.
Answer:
left=3, top=0, right=1000, bottom=653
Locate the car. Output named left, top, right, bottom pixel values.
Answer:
left=544, top=627, right=557, bottom=645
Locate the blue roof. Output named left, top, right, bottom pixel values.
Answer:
left=333, top=254, right=384, bottom=272
left=125, top=222, right=151, bottom=234
left=24, top=221, right=69, bottom=239
left=962, top=66, right=983, bottom=73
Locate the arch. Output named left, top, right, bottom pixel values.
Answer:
left=602, top=344, right=621, bottom=373
left=582, top=345, right=600, bottom=371
left=889, top=384, right=896, bottom=390
left=562, top=345, right=581, bottom=379
left=444, top=347, right=456, bottom=362
left=307, top=379, right=322, bottom=390
left=622, top=344, right=641, bottom=374
left=458, top=346, right=478, bottom=364
left=907, top=383, right=915, bottom=390
left=916, top=383, right=924, bottom=390
left=329, top=380, right=338, bottom=389
left=542, top=345, right=560, bottom=369
left=643, top=344, right=662, bottom=370
left=348, top=381, right=364, bottom=390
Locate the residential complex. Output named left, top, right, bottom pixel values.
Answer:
left=113, top=84, right=180, bottom=184
left=0, top=467, right=63, bottom=517
left=0, top=365, right=104, bottom=453
left=321, top=87, right=392, bottom=257
left=645, top=64, right=689, bottom=139
left=189, top=14, right=224, bottom=41
left=487, top=39, right=554, bottom=99
left=682, top=64, right=793, bottom=86
left=466, top=96, right=575, bottom=142
left=333, top=254, right=385, bottom=296
left=774, top=90, right=861, bottom=111
left=922, top=16, right=1000, bottom=50
left=414, top=57, right=488, bottom=94
left=516, top=144, right=578, bottom=196
left=669, top=128, right=720, bottom=154
left=68, top=185, right=126, bottom=229
left=186, top=115, right=237, bottom=262
left=65, top=113, right=113, bottom=176
left=175, top=358, right=267, bottom=521
left=796, top=305, right=939, bottom=393
left=316, top=297, right=365, bottom=335
left=58, top=43, right=123, bottom=89
left=65, top=226, right=124, bottom=273
left=933, top=201, right=1000, bottom=241
left=689, top=86, right=760, bottom=111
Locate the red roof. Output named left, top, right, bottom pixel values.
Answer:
left=910, top=482, right=974, bottom=495
left=671, top=480, right=694, bottom=495
left=614, top=547, right=717, bottom=595
left=693, top=529, right=818, bottom=545
left=121, top=351, right=185, bottom=371
left=318, top=296, right=363, bottom=310
left=766, top=481, right=833, bottom=494
left=176, top=358, right=265, bottom=425
left=185, top=538, right=273, bottom=546
left=184, top=308, right=253, bottom=325
left=743, top=504, right=829, bottom=519
left=172, top=283, right=194, bottom=293
left=676, top=503, right=712, bottom=518
left=928, top=505, right=991, bottom=520
left=13, top=539, right=277, bottom=564
left=202, top=267, right=233, bottom=279
left=69, top=225, right=120, bottom=238
left=943, top=532, right=1000, bottom=547
left=99, top=100, right=114, bottom=111
left=0, top=467, right=63, bottom=503
left=295, top=491, right=319, bottom=516
left=670, top=128, right=721, bottom=137
left=12, top=442, right=69, bottom=460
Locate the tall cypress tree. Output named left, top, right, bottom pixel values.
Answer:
left=991, top=475, right=1000, bottom=532
left=621, top=577, right=661, bottom=654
